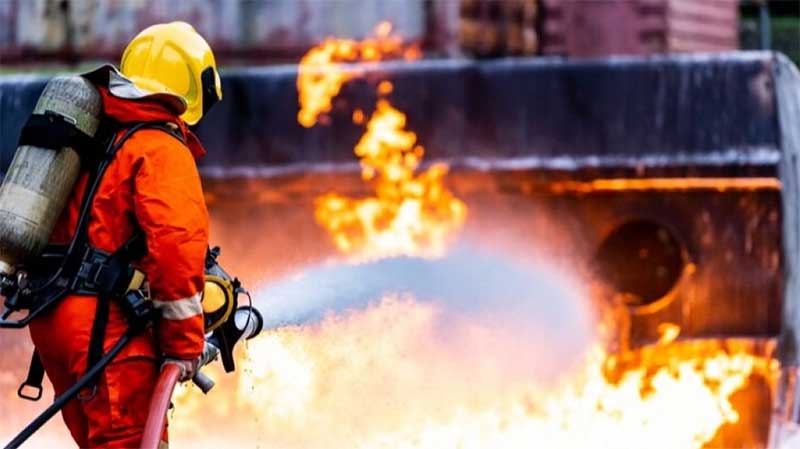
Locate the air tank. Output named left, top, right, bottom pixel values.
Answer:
left=0, top=76, right=102, bottom=276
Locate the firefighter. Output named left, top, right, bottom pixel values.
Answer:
left=27, top=21, right=221, bottom=447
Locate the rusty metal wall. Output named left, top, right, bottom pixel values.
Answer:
left=1, top=0, right=743, bottom=64
left=458, top=0, right=539, bottom=58
left=538, top=0, right=738, bottom=57
left=667, top=0, right=739, bottom=52
left=0, top=0, right=432, bottom=63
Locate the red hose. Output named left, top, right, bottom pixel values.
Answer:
left=141, top=363, right=182, bottom=449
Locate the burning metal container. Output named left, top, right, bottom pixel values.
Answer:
left=1, top=51, right=799, bottom=447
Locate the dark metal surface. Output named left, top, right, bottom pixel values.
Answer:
left=0, top=51, right=789, bottom=177
left=1, top=52, right=799, bottom=349
left=197, top=52, right=782, bottom=175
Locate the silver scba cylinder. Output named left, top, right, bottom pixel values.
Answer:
left=0, top=76, right=102, bottom=275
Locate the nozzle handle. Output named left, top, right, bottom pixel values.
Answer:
left=192, top=372, right=215, bottom=394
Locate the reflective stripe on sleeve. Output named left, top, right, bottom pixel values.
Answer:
left=152, top=292, right=203, bottom=320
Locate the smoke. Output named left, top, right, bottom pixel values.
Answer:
left=253, top=245, right=595, bottom=382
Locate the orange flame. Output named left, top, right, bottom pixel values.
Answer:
left=657, top=322, right=681, bottom=345
left=300, top=25, right=466, bottom=260
left=296, top=21, right=405, bottom=128
left=315, top=100, right=467, bottom=260
left=172, top=297, right=771, bottom=449
left=168, top=22, right=773, bottom=449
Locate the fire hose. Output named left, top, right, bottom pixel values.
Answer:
left=141, top=364, right=181, bottom=449
left=141, top=343, right=221, bottom=449
left=141, top=307, right=262, bottom=449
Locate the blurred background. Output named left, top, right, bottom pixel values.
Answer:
left=0, top=0, right=797, bottom=69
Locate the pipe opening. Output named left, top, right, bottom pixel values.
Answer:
left=594, top=219, right=686, bottom=307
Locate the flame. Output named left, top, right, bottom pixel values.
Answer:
left=296, top=21, right=405, bottom=128
left=299, top=25, right=466, bottom=260
left=172, top=297, right=770, bottom=449
left=657, top=322, right=681, bottom=345
left=170, top=22, right=774, bottom=449
left=314, top=100, right=467, bottom=260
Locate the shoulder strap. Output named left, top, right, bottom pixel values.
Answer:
left=148, top=122, right=185, bottom=144
left=67, top=122, right=177, bottom=266
left=17, top=111, right=99, bottom=157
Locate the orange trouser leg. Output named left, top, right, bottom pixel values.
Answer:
left=30, top=296, right=161, bottom=448
left=34, top=353, right=90, bottom=448
left=83, top=355, right=160, bottom=448
left=32, top=338, right=160, bottom=448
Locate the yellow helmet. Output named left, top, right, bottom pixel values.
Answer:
left=120, top=21, right=222, bottom=125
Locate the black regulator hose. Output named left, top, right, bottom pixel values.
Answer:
left=4, top=332, right=132, bottom=449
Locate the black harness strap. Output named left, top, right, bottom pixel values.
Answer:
left=17, top=351, right=44, bottom=402
left=82, top=297, right=110, bottom=399
left=18, top=112, right=98, bottom=156
left=83, top=231, right=147, bottom=395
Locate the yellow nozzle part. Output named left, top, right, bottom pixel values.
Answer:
left=126, top=269, right=146, bottom=293
left=202, top=275, right=235, bottom=332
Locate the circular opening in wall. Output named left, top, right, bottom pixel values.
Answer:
left=593, top=219, right=687, bottom=308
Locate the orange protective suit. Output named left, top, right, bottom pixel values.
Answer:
left=28, top=82, right=209, bottom=448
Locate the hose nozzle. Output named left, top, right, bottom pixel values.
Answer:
left=234, top=305, right=263, bottom=340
